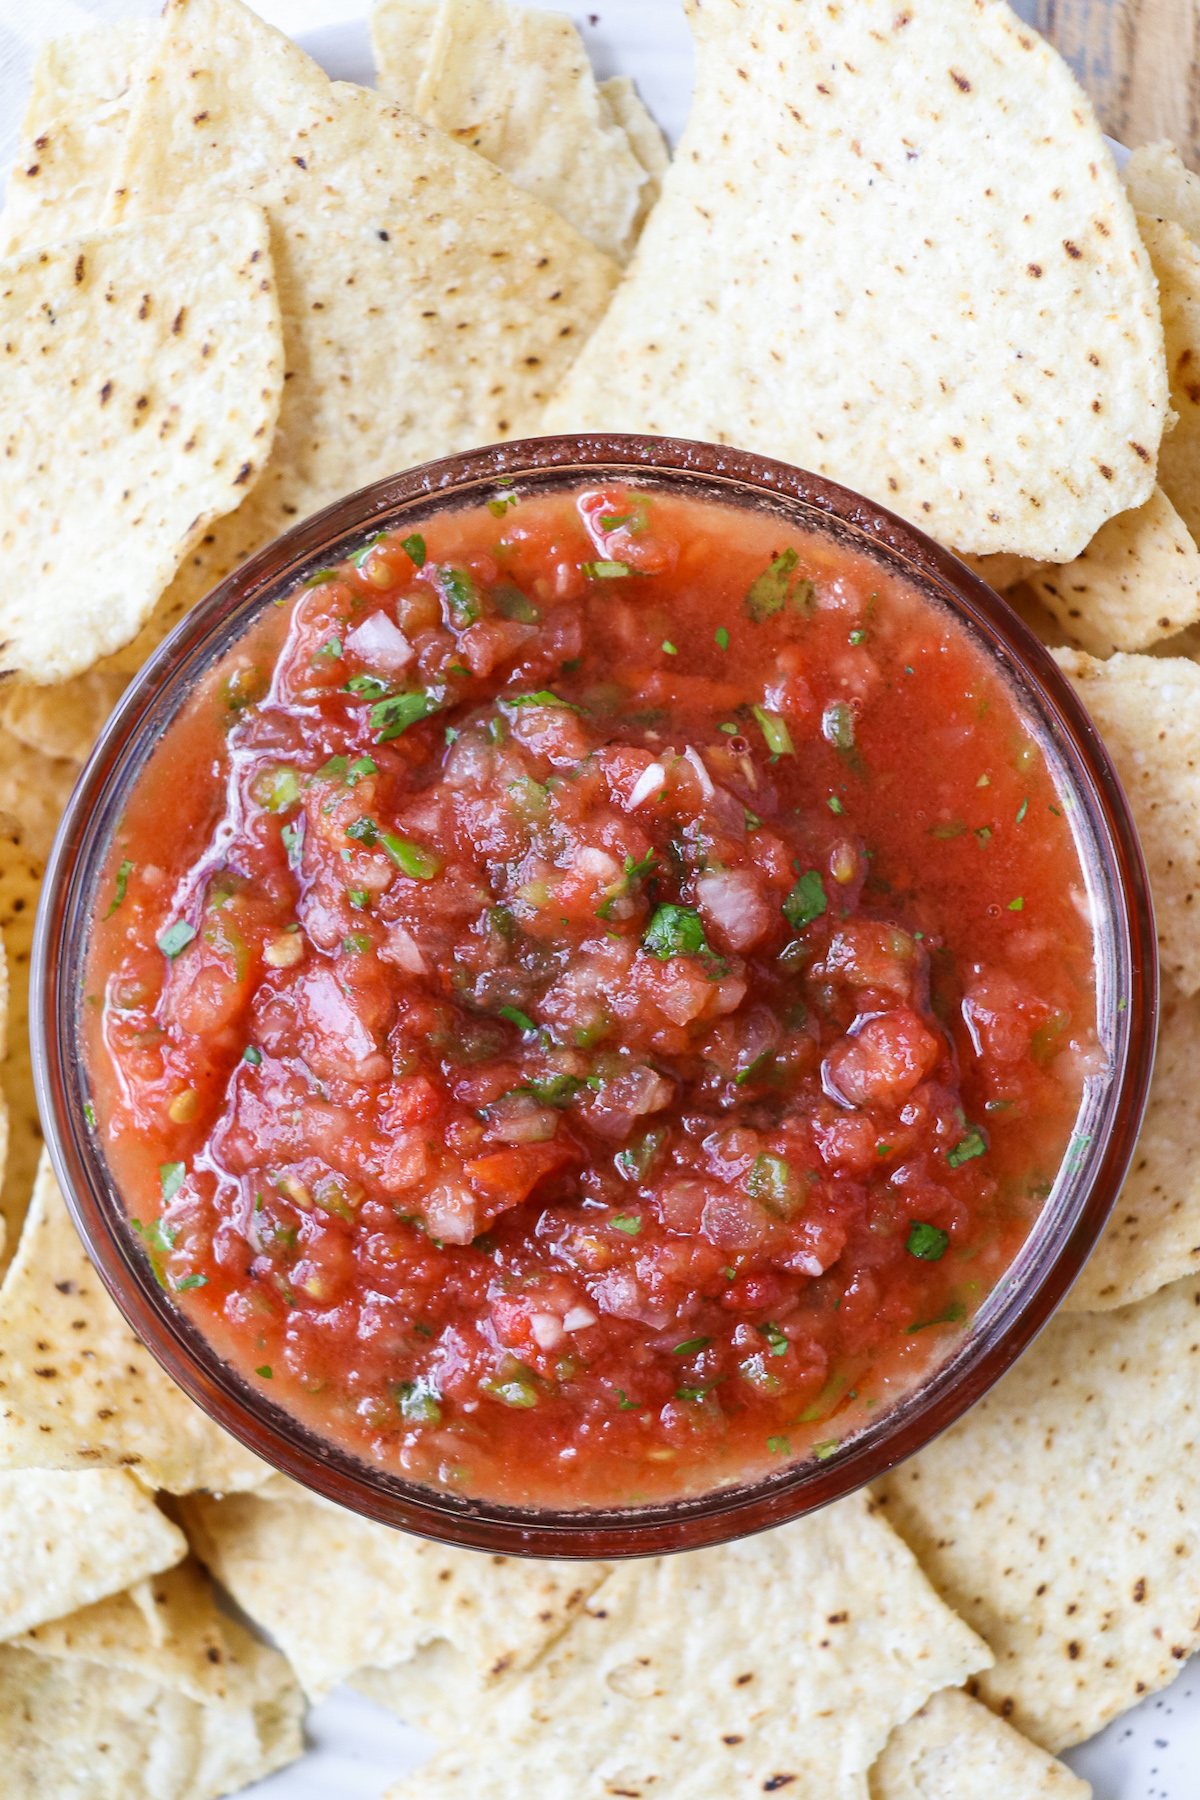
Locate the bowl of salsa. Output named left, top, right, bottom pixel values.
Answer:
left=33, top=435, right=1156, bottom=1555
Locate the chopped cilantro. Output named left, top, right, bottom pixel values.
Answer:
left=673, top=1336, right=713, bottom=1356
left=342, top=932, right=371, bottom=954
left=642, top=903, right=710, bottom=960
left=758, top=1321, right=789, bottom=1357
left=491, top=586, right=541, bottom=623
left=828, top=796, right=845, bottom=815
left=174, top=1273, right=208, bottom=1291
left=436, top=566, right=480, bottom=626
left=352, top=532, right=385, bottom=569
left=502, top=689, right=583, bottom=711
left=347, top=888, right=370, bottom=910
left=714, top=626, right=730, bottom=650
left=528, top=1073, right=581, bottom=1108
left=281, top=818, right=304, bottom=868
left=347, top=755, right=378, bottom=785
left=242, top=1046, right=262, bottom=1067
left=498, top=1005, right=536, bottom=1032
left=1016, top=796, right=1029, bottom=823
left=105, top=858, right=132, bottom=918
left=370, top=690, right=440, bottom=741
left=400, top=533, right=426, bottom=567
left=1007, top=895, right=1025, bottom=911
left=345, top=816, right=378, bottom=846
left=662, top=639, right=678, bottom=655
left=848, top=628, right=866, bottom=645
left=311, top=635, right=342, bottom=663
left=906, top=1221, right=950, bottom=1261
left=947, top=1126, right=988, bottom=1168
left=617, top=1390, right=642, bottom=1410
left=908, top=1300, right=967, bottom=1334
left=318, top=755, right=349, bottom=781
left=302, top=568, right=339, bottom=588
left=256, top=1365, right=273, bottom=1379
left=611, top=1213, right=642, bottom=1235
left=345, top=673, right=390, bottom=701
left=745, top=547, right=799, bottom=622
left=782, top=869, right=827, bottom=930
left=767, top=1435, right=791, bottom=1456
left=975, top=825, right=992, bottom=844
left=83, top=1102, right=96, bottom=1127
left=813, top=1439, right=840, bottom=1460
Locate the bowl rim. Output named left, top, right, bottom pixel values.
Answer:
left=32, top=432, right=1158, bottom=1556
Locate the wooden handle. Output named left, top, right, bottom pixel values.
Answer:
left=1024, top=0, right=1200, bottom=168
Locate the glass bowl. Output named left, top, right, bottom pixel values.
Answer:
left=32, top=434, right=1157, bottom=1557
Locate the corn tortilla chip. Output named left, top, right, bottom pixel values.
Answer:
left=957, top=552, right=1046, bottom=594
left=874, top=1271, right=1200, bottom=1751
left=1, top=672, right=129, bottom=765
left=0, top=1153, right=270, bottom=1494
left=1124, top=141, right=1200, bottom=245
left=0, top=1568, right=302, bottom=1800
left=22, top=1557, right=286, bottom=1710
left=0, top=21, right=156, bottom=257
left=0, top=747, right=77, bottom=1271
left=384, top=1492, right=989, bottom=1800
left=1028, top=485, right=1200, bottom=655
left=1053, top=649, right=1200, bottom=994
left=0, top=1470, right=185, bottom=1641
left=369, top=0, right=438, bottom=107
left=1066, top=985, right=1200, bottom=1310
left=182, top=1477, right=609, bottom=1701
left=0, top=202, right=284, bottom=684
left=372, top=0, right=665, bottom=262
left=101, top=0, right=619, bottom=667
left=543, top=0, right=1167, bottom=562
left=868, top=1688, right=1090, bottom=1799
left=352, top=1642, right=474, bottom=1739
left=1138, top=215, right=1200, bottom=544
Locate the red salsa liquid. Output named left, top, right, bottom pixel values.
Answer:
left=86, top=487, right=1096, bottom=1507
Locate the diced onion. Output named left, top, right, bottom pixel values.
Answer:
left=563, top=1305, right=598, bottom=1332
left=683, top=745, right=714, bottom=799
left=628, top=762, right=667, bottom=808
left=344, top=612, right=414, bottom=675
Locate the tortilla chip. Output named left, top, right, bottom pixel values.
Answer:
left=384, top=1492, right=989, bottom=1800
left=1065, top=985, right=1200, bottom=1310
left=101, top=0, right=619, bottom=667
left=1139, top=215, right=1200, bottom=543
left=0, top=1470, right=185, bottom=1640
left=543, top=0, right=1168, bottom=563
left=0, top=1153, right=270, bottom=1494
left=1053, top=649, right=1200, bottom=993
left=957, top=553, right=1046, bottom=594
left=22, top=1556, right=283, bottom=1708
left=0, top=21, right=155, bottom=257
left=369, top=0, right=438, bottom=108
left=868, top=1688, right=1090, bottom=1799
left=0, top=1561, right=302, bottom=1799
left=0, top=743, right=77, bottom=1269
left=1028, top=485, right=1200, bottom=655
left=1005, top=582, right=1074, bottom=651
left=874, top=1271, right=1200, bottom=1751
left=1, top=672, right=129, bottom=765
left=0, top=202, right=284, bottom=685
left=1124, top=141, right=1200, bottom=244
left=351, top=1642, right=475, bottom=1739
left=181, top=1476, right=609, bottom=1701
left=372, top=0, right=665, bottom=262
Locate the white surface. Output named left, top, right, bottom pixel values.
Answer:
left=1, top=0, right=1198, bottom=1791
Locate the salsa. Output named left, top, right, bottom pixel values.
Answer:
left=85, top=484, right=1097, bottom=1507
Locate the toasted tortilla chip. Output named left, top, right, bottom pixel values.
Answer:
left=1124, top=141, right=1200, bottom=245
left=874, top=1271, right=1200, bottom=1751
left=0, top=1470, right=184, bottom=1640
left=0, top=1154, right=270, bottom=1494
left=544, top=0, right=1168, bottom=562
left=101, top=0, right=618, bottom=666
left=182, top=1477, right=609, bottom=1701
left=1066, top=985, right=1200, bottom=1310
left=1028, top=486, right=1200, bottom=655
left=352, top=1642, right=474, bottom=1740
left=372, top=0, right=665, bottom=262
left=0, top=21, right=155, bottom=256
left=384, top=1492, right=989, bottom=1800
left=1139, top=215, right=1200, bottom=543
left=868, top=1688, right=1089, bottom=1799
left=0, top=202, right=284, bottom=684
left=0, top=1562, right=302, bottom=1799
left=1, top=673, right=129, bottom=765
left=1053, top=649, right=1200, bottom=993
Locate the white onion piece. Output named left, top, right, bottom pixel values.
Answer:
left=683, top=744, right=714, bottom=799
left=344, top=611, right=413, bottom=674
left=628, top=762, right=667, bottom=808
left=379, top=925, right=426, bottom=974
left=563, top=1305, right=598, bottom=1332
